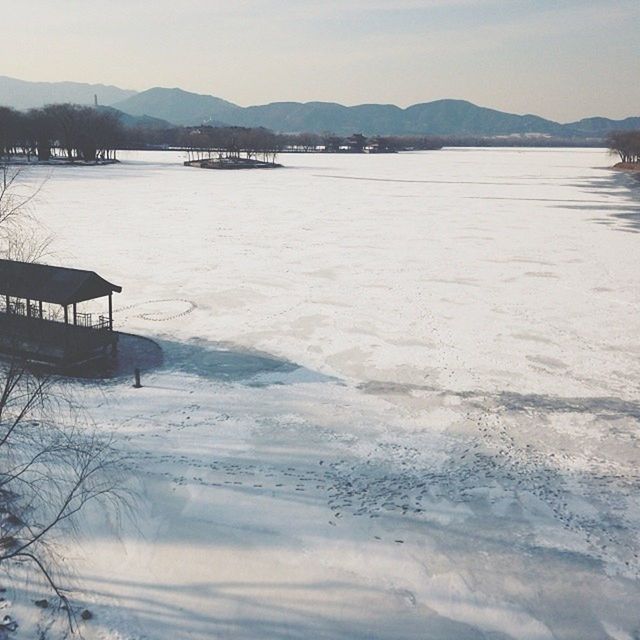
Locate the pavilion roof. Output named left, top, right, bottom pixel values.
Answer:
left=0, top=259, right=122, bottom=306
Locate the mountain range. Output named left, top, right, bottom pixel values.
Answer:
left=0, top=76, right=136, bottom=110
left=2, top=76, right=638, bottom=139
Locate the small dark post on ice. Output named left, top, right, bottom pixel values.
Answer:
left=133, top=367, right=142, bottom=388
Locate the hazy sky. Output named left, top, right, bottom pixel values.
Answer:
left=3, top=0, right=639, bottom=121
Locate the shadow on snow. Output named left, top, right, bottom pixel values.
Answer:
left=71, top=333, right=332, bottom=387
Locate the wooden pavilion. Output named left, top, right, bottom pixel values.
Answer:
left=0, top=259, right=122, bottom=366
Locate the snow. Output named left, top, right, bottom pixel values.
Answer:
left=8, top=148, right=640, bottom=638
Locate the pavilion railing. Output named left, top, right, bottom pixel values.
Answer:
left=94, top=316, right=111, bottom=330
left=0, top=303, right=111, bottom=331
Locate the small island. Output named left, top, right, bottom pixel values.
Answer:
left=609, top=131, right=640, bottom=175
left=182, top=126, right=283, bottom=170
left=185, top=158, right=282, bottom=169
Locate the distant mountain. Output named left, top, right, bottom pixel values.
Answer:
left=239, top=99, right=567, bottom=137
left=565, top=116, right=640, bottom=136
left=96, top=105, right=172, bottom=130
left=114, top=90, right=566, bottom=136
left=112, top=87, right=241, bottom=127
left=2, top=76, right=638, bottom=139
left=0, top=76, right=136, bottom=110
left=114, top=88, right=637, bottom=139
left=400, top=100, right=566, bottom=137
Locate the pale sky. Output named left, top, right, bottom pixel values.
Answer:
left=3, top=0, right=639, bottom=121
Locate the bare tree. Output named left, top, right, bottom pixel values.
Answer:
left=24, top=109, right=54, bottom=162
left=0, top=108, right=21, bottom=161
left=0, top=166, right=51, bottom=262
left=608, top=130, right=640, bottom=164
left=0, top=166, right=126, bottom=633
left=41, top=104, right=84, bottom=162
left=181, top=125, right=283, bottom=166
left=0, top=358, right=125, bottom=630
left=77, top=108, right=125, bottom=162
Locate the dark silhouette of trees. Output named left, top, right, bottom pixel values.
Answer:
left=43, top=103, right=80, bottom=160
left=27, top=108, right=55, bottom=161
left=0, top=107, right=22, bottom=161
left=42, top=104, right=124, bottom=162
left=286, top=132, right=321, bottom=151
left=279, top=132, right=442, bottom=153
left=0, top=104, right=125, bottom=163
left=322, top=134, right=343, bottom=152
left=182, top=126, right=282, bottom=165
left=7, top=101, right=609, bottom=161
left=608, top=131, right=640, bottom=164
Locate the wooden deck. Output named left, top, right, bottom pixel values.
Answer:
left=0, top=311, right=117, bottom=365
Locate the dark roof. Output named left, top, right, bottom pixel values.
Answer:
left=0, top=259, right=122, bottom=306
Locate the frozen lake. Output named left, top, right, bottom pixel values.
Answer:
left=17, top=149, right=640, bottom=638
left=30, top=148, right=640, bottom=397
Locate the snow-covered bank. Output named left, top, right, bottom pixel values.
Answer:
left=9, top=149, right=640, bottom=639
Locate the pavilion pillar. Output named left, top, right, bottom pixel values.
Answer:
left=108, top=294, right=113, bottom=331
left=73, top=303, right=77, bottom=325
left=39, top=301, right=43, bottom=319
left=5, top=295, right=9, bottom=314
left=27, top=299, right=31, bottom=318
left=62, top=304, right=69, bottom=361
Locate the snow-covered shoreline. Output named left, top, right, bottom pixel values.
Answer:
left=7, top=148, right=640, bottom=639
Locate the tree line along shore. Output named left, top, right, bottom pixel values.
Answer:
left=0, top=102, right=638, bottom=166
left=0, top=103, right=444, bottom=164
left=608, top=131, right=640, bottom=170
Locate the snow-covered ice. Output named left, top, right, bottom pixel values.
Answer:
left=10, top=148, right=640, bottom=638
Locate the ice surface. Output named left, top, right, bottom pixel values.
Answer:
left=11, top=149, right=640, bottom=639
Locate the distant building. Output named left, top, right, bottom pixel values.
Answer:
left=345, top=133, right=367, bottom=153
